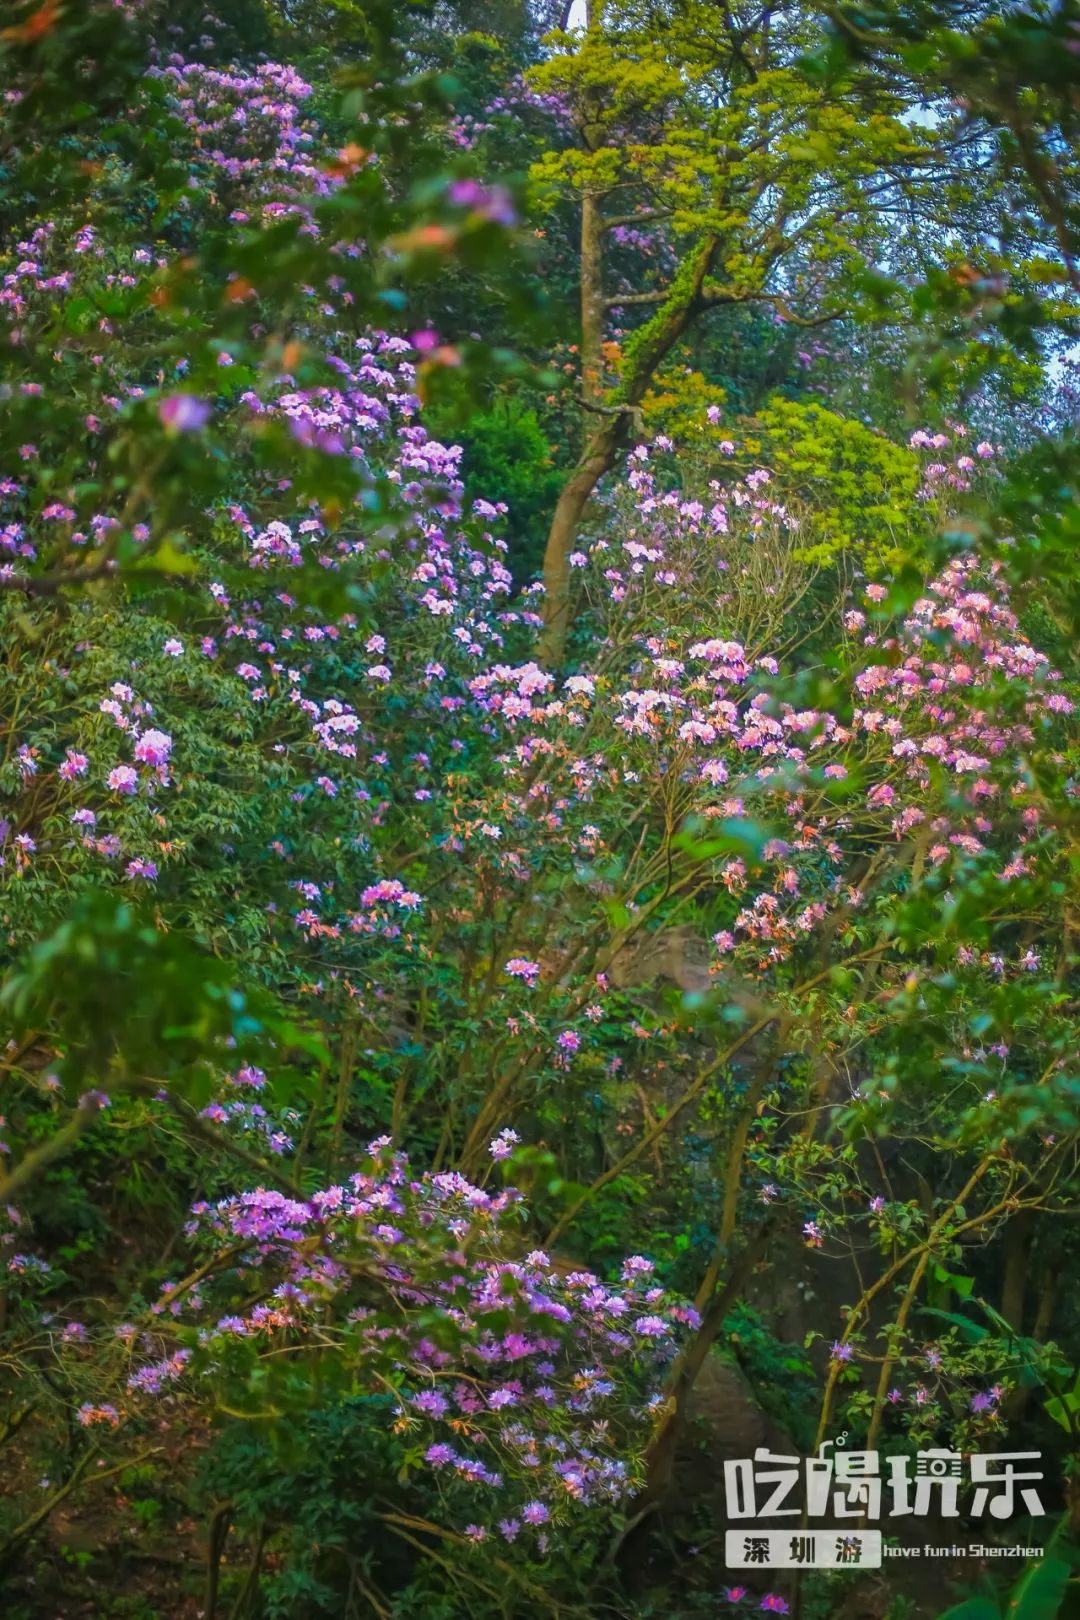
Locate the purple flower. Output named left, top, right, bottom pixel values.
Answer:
left=215, top=1316, right=248, bottom=1336
left=125, top=859, right=159, bottom=882
left=158, top=394, right=211, bottom=432
left=448, top=180, right=485, bottom=207
left=59, top=750, right=89, bottom=780
left=504, top=957, right=541, bottom=987
left=412, top=1390, right=449, bottom=1418
left=134, top=729, right=172, bottom=767
left=971, top=1389, right=999, bottom=1413
left=287, top=415, right=344, bottom=454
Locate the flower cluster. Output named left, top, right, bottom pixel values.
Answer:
left=113, top=1139, right=695, bottom=1541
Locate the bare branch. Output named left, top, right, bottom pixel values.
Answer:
left=0, top=560, right=197, bottom=597
left=603, top=288, right=671, bottom=307
left=698, top=282, right=849, bottom=328
left=600, top=209, right=671, bottom=232
left=0, top=561, right=119, bottom=596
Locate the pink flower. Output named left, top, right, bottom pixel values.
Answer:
left=504, top=957, right=541, bottom=987
left=107, top=765, right=138, bottom=795
left=133, top=729, right=172, bottom=767
left=59, top=750, right=89, bottom=780
left=489, top=1127, right=520, bottom=1161
left=77, top=1403, right=120, bottom=1428
left=360, top=879, right=422, bottom=910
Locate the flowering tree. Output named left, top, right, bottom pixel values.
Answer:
left=520, top=0, right=1074, bottom=656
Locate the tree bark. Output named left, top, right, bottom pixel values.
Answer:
left=1031, top=1262, right=1056, bottom=1343
left=539, top=232, right=721, bottom=663
left=580, top=188, right=605, bottom=411
left=1003, top=1240, right=1055, bottom=1424
left=999, top=1209, right=1033, bottom=1332
left=640, top=1218, right=775, bottom=1511
left=538, top=417, right=622, bottom=663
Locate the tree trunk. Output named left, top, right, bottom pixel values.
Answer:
left=640, top=1219, right=774, bottom=1511
left=1003, top=1243, right=1055, bottom=1424
left=999, top=1209, right=1032, bottom=1332
left=538, top=417, right=622, bottom=663
left=538, top=232, right=720, bottom=663
left=580, top=188, right=605, bottom=411
left=1031, top=1262, right=1056, bottom=1342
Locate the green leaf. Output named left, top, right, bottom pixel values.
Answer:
left=133, top=537, right=197, bottom=576
left=920, top=1306, right=987, bottom=1343
left=934, top=1600, right=999, bottom=1620
left=1009, top=1554, right=1072, bottom=1620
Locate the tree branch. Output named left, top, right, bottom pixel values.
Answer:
left=600, top=209, right=671, bottom=232
left=603, top=288, right=672, bottom=307
left=698, top=283, right=849, bottom=328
